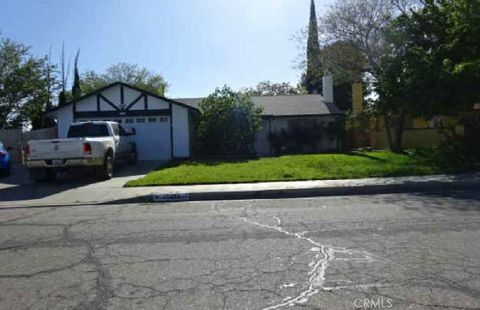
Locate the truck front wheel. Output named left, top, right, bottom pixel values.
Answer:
left=97, top=155, right=114, bottom=180
left=128, top=148, right=138, bottom=165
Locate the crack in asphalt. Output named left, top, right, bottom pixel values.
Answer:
left=240, top=216, right=388, bottom=309
left=75, top=240, right=114, bottom=310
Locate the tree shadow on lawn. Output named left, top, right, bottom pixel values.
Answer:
left=151, top=158, right=255, bottom=171
left=347, top=149, right=448, bottom=169
left=345, top=151, right=388, bottom=162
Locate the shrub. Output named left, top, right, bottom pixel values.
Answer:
left=195, top=86, right=263, bottom=156
left=438, top=116, right=480, bottom=170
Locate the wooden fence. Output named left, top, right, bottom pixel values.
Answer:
left=0, top=127, right=57, bottom=164
left=350, top=127, right=444, bottom=150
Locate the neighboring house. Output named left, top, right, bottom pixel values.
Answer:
left=46, top=78, right=343, bottom=161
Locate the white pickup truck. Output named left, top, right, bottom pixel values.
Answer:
left=25, top=121, right=137, bottom=181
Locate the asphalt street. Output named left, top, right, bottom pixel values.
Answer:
left=1, top=190, right=480, bottom=310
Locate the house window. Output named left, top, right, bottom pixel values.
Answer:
left=159, top=117, right=169, bottom=122
left=148, top=118, right=157, bottom=123
left=125, top=119, right=134, bottom=124
left=136, top=118, right=145, bottom=123
left=113, top=119, right=122, bottom=124
left=288, top=118, right=317, bottom=132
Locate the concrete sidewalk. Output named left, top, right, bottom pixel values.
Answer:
left=1, top=171, right=479, bottom=208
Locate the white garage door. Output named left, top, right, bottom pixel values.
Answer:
left=121, top=116, right=171, bottom=161
left=76, top=116, right=172, bottom=161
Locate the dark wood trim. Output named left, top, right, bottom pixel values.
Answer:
left=144, top=93, right=148, bottom=110
left=48, top=82, right=125, bottom=113
left=99, top=94, right=120, bottom=111
left=125, top=94, right=145, bottom=111
left=121, top=82, right=198, bottom=111
left=96, top=94, right=101, bottom=111
left=47, top=81, right=199, bottom=113
left=169, top=103, right=174, bottom=159
left=74, top=109, right=170, bottom=119
left=120, top=85, right=125, bottom=109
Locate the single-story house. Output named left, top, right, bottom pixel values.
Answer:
left=175, top=95, right=343, bottom=156
left=46, top=78, right=343, bottom=161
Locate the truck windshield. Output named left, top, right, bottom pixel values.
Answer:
left=67, top=124, right=109, bottom=138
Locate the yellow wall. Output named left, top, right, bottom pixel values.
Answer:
left=349, top=83, right=467, bottom=149
left=353, top=128, right=443, bottom=149
left=403, top=129, right=441, bottom=148
left=412, top=118, right=429, bottom=129
left=352, top=83, right=363, bottom=115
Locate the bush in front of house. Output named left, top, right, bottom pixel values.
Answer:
left=195, top=86, right=263, bottom=157
left=437, top=115, right=480, bottom=171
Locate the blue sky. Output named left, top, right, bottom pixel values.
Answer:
left=0, top=0, right=333, bottom=98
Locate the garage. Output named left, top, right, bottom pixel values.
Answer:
left=75, top=116, right=172, bottom=161
left=120, top=116, right=171, bottom=161
left=48, top=82, right=196, bottom=161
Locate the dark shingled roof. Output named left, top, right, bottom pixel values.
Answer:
left=174, top=95, right=343, bottom=117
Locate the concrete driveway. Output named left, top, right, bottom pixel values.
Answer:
left=0, top=161, right=165, bottom=208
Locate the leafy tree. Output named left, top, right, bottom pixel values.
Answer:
left=321, top=41, right=365, bottom=83
left=295, top=2, right=367, bottom=110
left=81, top=71, right=108, bottom=94
left=302, top=0, right=323, bottom=94
left=376, top=0, right=480, bottom=152
left=0, top=36, right=58, bottom=129
left=319, top=0, right=419, bottom=74
left=196, top=86, right=263, bottom=156
left=81, top=63, right=168, bottom=96
left=309, top=0, right=420, bottom=152
left=23, top=55, right=59, bottom=129
left=321, top=41, right=366, bottom=111
left=71, top=49, right=81, bottom=100
left=406, top=0, right=480, bottom=115
left=240, top=81, right=304, bottom=96
left=375, top=23, right=416, bottom=152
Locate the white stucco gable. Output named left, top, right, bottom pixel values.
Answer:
left=47, top=82, right=198, bottom=160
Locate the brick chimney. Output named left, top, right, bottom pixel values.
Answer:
left=322, top=74, right=334, bottom=103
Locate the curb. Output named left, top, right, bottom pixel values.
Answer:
left=1, top=175, right=479, bottom=209
left=110, top=177, right=480, bottom=204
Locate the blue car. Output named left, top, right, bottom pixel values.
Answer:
left=0, top=141, right=12, bottom=176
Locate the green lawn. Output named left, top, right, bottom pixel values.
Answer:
left=125, top=150, right=453, bottom=187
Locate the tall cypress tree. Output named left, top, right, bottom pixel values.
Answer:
left=58, top=42, right=69, bottom=107
left=71, top=49, right=81, bottom=100
left=304, top=0, right=323, bottom=94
